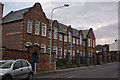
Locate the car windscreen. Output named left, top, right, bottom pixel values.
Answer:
left=0, top=61, right=13, bottom=69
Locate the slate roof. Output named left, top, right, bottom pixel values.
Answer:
left=72, top=28, right=79, bottom=38
left=82, top=30, right=89, bottom=39
left=2, top=7, right=30, bottom=24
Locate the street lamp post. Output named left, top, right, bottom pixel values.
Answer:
left=49, top=4, right=69, bottom=70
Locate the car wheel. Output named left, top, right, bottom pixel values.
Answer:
left=3, top=76, right=12, bottom=80
left=27, top=73, right=33, bottom=80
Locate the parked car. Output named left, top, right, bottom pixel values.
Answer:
left=0, top=59, right=33, bottom=80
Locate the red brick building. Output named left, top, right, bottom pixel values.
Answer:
left=2, top=3, right=96, bottom=62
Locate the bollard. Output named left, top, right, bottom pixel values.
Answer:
left=34, top=63, right=37, bottom=75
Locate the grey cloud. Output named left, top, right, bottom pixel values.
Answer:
left=94, top=22, right=118, bottom=44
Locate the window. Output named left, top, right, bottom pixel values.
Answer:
left=48, top=46, right=50, bottom=53
left=88, top=52, right=91, bottom=57
left=83, top=52, right=85, bottom=56
left=73, top=37, right=75, bottom=44
left=42, top=23, right=46, bottom=37
left=76, top=38, right=78, bottom=44
left=80, top=52, right=82, bottom=56
left=83, top=41, right=85, bottom=46
left=41, top=44, right=46, bottom=53
left=54, top=27, right=58, bottom=39
left=13, top=61, right=22, bottom=69
left=21, top=60, right=30, bottom=67
left=64, top=35, right=67, bottom=42
left=88, top=38, right=90, bottom=46
left=59, top=47, right=62, bottom=58
left=69, top=32, right=72, bottom=42
left=73, top=50, right=75, bottom=59
left=80, top=35, right=82, bottom=45
left=27, top=19, right=33, bottom=34
left=68, top=50, right=72, bottom=59
left=64, top=49, right=67, bottom=58
left=91, top=52, right=92, bottom=57
left=103, top=47, right=106, bottom=51
left=73, top=50, right=75, bottom=56
left=59, top=34, right=62, bottom=41
left=35, top=20, right=40, bottom=35
left=49, top=31, right=51, bottom=39
left=53, top=46, right=57, bottom=58
left=91, top=38, right=92, bottom=47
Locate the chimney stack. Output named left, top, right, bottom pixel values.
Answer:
left=0, top=3, right=4, bottom=20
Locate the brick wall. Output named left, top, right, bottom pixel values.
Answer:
left=2, top=21, right=23, bottom=50
left=2, top=46, right=56, bottom=72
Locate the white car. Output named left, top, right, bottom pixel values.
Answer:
left=0, top=59, right=33, bottom=80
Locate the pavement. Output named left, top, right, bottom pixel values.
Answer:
left=34, top=62, right=119, bottom=79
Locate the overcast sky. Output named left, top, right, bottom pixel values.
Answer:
left=1, top=0, right=119, bottom=45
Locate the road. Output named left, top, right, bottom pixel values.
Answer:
left=34, top=62, right=119, bottom=79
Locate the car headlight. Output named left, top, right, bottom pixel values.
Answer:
left=0, top=73, right=4, bottom=76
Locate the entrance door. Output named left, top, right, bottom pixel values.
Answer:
left=32, top=53, right=37, bottom=71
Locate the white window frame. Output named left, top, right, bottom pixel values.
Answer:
left=77, top=50, right=79, bottom=53
left=64, top=49, right=67, bottom=58
left=41, top=44, right=46, bottom=53
left=64, top=35, right=67, bottom=42
left=80, top=51, right=82, bottom=56
left=59, top=47, right=62, bottom=58
left=83, top=41, right=85, bottom=46
left=91, top=38, right=92, bottom=47
left=27, top=19, right=33, bottom=34
left=69, top=32, right=72, bottom=42
left=80, top=35, right=82, bottom=45
left=73, top=50, right=75, bottom=56
left=35, top=19, right=40, bottom=35
left=42, top=23, right=46, bottom=37
left=53, top=46, right=57, bottom=58
left=76, top=38, right=78, bottom=44
left=88, top=38, right=90, bottom=47
left=73, top=37, right=75, bottom=44
left=48, top=45, right=50, bottom=53
left=88, top=52, right=91, bottom=57
left=54, top=26, right=58, bottom=40
left=59, top=34, right=62, bottom=41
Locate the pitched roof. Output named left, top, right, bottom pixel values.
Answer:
left=72, top=28, right=79, bottom=37
left=58, top=23, right=68, bottom=34
left=2, top=7, right=30, bottom=23
left=82, top=30, right=89, bottom=39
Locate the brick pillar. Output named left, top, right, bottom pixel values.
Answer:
left=99, top=55, right=102, bottom=65
left=116, top=55, right=119, bottom=62
left=66, top=53, right=70, bottom=68
left=93, top=55, right=96, bottom=65
left=85, top=54, right=89, bottom=66
left=51, top=52, right=56, bottom=71
left=108, top=54, right=111, bottom=63
left=76, top=53, right=80, bottom=67
left=104, top=54, right=107, bottom=63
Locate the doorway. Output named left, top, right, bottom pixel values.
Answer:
left=32, top=53, right=37, bottom=71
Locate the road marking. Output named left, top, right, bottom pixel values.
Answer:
left=67, top=74, right=79, bottom=78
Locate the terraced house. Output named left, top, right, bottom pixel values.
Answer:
left=2, top=3, right=96, bottom=63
